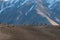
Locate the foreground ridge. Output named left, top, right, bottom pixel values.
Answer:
left=0, top=24, right=60, bottom=40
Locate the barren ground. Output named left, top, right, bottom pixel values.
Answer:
left=0, top=24, right=60, bottom=40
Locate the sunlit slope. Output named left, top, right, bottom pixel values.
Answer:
left=36, top=0, right=59, bottom=26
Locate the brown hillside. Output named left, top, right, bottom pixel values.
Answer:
left=0, top=24, right=60, bottom=40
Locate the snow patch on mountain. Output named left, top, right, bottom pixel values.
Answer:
left=36, top=9, right=59, bottom=26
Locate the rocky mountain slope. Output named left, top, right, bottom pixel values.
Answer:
left=0, top=0, right=60, bottom=25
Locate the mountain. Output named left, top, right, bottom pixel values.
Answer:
left=0, top=0, right=60, bottom=25
left=42, top=0, right=60, bottom=25
left=42, top=0, right=50, bottom=7
left=49, top=1, right=60, bottom=24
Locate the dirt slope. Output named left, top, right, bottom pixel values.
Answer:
left=0, top=24, right=60, bottom=40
